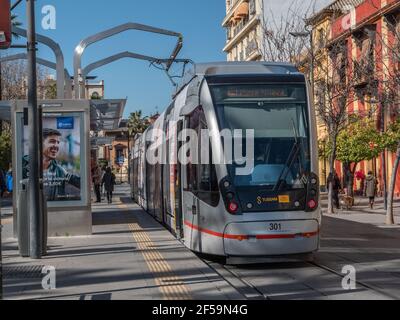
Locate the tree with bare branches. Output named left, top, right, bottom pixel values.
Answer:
left=260, top=0, right=315, bottom=66
left=372, top=11, right=400, bottom=225
left=314, top=39, right=361, bottom=214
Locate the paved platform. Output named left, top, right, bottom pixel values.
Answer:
left=2, top=185, right=400, bottom=300
left=321, top=195, right=400, bottom=227
left=1, top=185, right=241, bottom=300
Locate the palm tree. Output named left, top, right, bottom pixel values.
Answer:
left=11, top=14, right=22, bottom=38
left=127, top=110, right=150, bottom=138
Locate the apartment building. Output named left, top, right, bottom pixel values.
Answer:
left=222, top=0, right=333, bottom=62
left=222, top=0, right=264, bottom=61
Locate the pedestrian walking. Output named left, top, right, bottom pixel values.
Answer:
left=102, top=167, right=116, bottom=204
left=0, top=168, right=6, bottom=198
left=92, top=164, right=103, bottom=203
left=327, top=171, right=342, bottom=210
left=6, top=167, right=13, bottom=194
left=364, top=171, right=377, bottom=209
left=101, top=166, right=107, bottom=200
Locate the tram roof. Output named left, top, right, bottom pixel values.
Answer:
left=193, top=61, right=300, bottom=76
left=175, top=61, right=302, bottom=97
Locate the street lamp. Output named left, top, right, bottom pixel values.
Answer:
left=289, top=29, right=315, bottom=100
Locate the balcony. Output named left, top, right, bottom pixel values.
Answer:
left=223, top=0, right=246, bottom=27
left=353, top=60, right=375, bottom=87
left=224, top=14, right=260, bottom=53
left=244, top=38, right=260, bottom=61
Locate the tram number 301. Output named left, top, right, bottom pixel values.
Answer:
left=269, top=223, right=282, bottom=231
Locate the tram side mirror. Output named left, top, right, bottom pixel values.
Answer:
left=180, top=104, right=202, bottom=117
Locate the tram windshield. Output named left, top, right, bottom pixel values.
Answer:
left=211, top=84, right=311, bottom=190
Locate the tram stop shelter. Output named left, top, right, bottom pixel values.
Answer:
left=0, top=99, right=126, bottom=237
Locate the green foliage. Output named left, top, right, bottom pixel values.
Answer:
left=45, top=83, right=57, bottom=99
left=11, top=15, right=22, bottom=39
left=336, top=117, right=383, bottom=165
left=0, top=127, right=12, bottom=170
left=318, top=139, right=329, bottom=161
left=90, top=92, right=102, bottom=100
left=384, top=119, right=400, bottom=152
left=127, top=110, right=150, bottom=137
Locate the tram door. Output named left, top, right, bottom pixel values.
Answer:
left=182, top=106, right=220, bottom=252
left=181, top=107, right=208, bottom=252
left=175, top=120, right=184, bottom=239
left=146, top=142, right=156, bottom=217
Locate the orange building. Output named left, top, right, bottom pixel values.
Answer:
left=309, top=0, right=400, bottom=196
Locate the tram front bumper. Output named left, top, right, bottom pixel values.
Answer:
left=223, top=219, right=319, bottom=257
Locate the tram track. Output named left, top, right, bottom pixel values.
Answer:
left=201, top=258, right=269, bottom=300
left=308, top=260, right=398, bottom=300
left=200, top=255, right=397, bottom=300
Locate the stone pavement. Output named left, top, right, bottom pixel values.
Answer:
left=321, top=194, right=400, bottom=228
left=1, top=185, right=241, bottom=300
left=2, top=185, right=400, bottom=300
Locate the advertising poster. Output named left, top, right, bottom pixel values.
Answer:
left=22, top=114, right=82, bottom=202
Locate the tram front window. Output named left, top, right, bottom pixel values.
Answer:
left=211, top=84, right=311, bottom=190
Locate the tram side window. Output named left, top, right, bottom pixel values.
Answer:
left=186, top=106, right=219, bottom=207
left=186, top=108, right=200, bottom=192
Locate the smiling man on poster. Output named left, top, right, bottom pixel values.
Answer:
left=41, top=128, right=81, bottom=201
left=22, top=116, right=82, bottom=202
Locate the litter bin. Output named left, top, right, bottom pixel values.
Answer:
left=17, top=179, right=48, bottom=257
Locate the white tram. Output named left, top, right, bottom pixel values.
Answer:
left=130, top=62, right=321, bottom=260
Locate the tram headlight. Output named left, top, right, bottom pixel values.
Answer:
left=223, top=181, right=231, bottom=188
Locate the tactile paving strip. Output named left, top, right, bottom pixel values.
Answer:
left=2, top=265, right=45, bottom=279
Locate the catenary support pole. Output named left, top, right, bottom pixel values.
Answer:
left=26, top=0, right=42, bottom=259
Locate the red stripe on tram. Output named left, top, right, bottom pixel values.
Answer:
left=184, top=221, right=248, bottom=240
left=184, top=221, right=319, bottom=241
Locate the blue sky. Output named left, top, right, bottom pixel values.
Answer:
left=9, top=0, right=227, bottom=118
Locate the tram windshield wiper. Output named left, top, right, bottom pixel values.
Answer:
left=273, top=119, right=303, bottom=191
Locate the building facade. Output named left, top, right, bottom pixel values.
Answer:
left=71, top=80, right=105, bottom=100
left=96, top=120, right=130, bottom=183
left=308, top=0, right=400, bottom=195
left=222, top=0, right=264, bottom=61
left=85, top=80, right=105, bottom=100
left=222, top=0, right=332, bottom=62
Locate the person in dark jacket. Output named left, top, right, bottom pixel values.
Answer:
left=0, top=168, right=6, bottom=197
left=364, top=171, right=377, bottom=209
left=327, top=171, right=342, bottom=209
left=102, top=167, right=116, bottom=204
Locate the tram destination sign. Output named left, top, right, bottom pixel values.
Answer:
left=212, top=84, right=306, bottom=102
left=226, top=87, right=289, bottom=98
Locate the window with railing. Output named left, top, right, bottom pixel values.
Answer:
left=392, top=17, right=400, bottom=68
left=249, top=0, right=256, bottom=16
left=232, top=15, right=249, bottom=38
left=226, top=28, right=232, bottom=40
left=245, top=38, right=258, bottom=58
left=353, top=27, right=376, bottom=85
left=317, top=28, right=326, bottom=50
left=330, top=41, right=348, bottom=84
